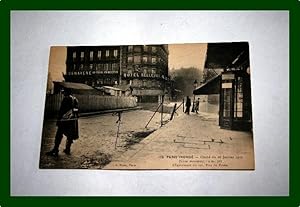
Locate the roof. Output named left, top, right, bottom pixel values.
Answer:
left=193, top=75, right=221, bottom=95
left=99, top=86, right=123, bottom=91
left=205, top=42, right=249, bottom=69
left=53, top=81, right=95, bottom=90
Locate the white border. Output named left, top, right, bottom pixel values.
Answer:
left=11, top=11, right=289, bottom=196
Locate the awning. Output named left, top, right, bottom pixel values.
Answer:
left=205, top=42, right=249, bottom=69
left=193, top=75, right=221, bottom=95
left=53, top=81, right=101, bottom=95
left=99, top=86, right=123, bottom=91
left=53, top=81, right=94, bottom=90
left=174, top=89, right=182, bottom=93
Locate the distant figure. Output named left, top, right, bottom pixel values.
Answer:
left=46, top=88, right=79, bottom=157
left=185, top=96, right=191, bottom=115
left=195, top=98, right=200, bottom=114
left=129, top=86, right=133, bottom=95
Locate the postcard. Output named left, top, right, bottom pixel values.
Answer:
left=39, top=42, right=254, bottom=170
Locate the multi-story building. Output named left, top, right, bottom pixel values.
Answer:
left=64, top=45, right=169, bottom=102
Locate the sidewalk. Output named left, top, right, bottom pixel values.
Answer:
left=104, top=111, right=255, bottom=170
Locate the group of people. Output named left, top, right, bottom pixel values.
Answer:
left=184, top=96, right=200, bottom=115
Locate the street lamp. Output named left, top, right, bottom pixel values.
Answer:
left=191, top=80, right=198, bottom=112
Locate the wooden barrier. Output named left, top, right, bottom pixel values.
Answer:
left=44, top=94, right=138, bottom=118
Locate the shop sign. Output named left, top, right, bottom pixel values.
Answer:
left=222, top=73, right=235, bottom=80
left=123, top=73, right=169, bottom=80
left=222, top=82, right=233, bottom=88
left=68, top=70, right=119, bottom=75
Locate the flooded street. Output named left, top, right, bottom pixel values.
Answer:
left=39, top=110, right=171, bottom=169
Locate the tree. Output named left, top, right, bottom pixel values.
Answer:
left=170, top=67, right=203, bottom=97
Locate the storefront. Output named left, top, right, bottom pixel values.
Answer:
left=194, top=42, right=252, bottom=131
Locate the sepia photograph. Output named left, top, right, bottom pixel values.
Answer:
left=11, top=10, right=289, bottom=196
left=39, top=42, right=254, bottom=170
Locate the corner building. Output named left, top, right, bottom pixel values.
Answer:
left=65, top=45, right=169, bottom=102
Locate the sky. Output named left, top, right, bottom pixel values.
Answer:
left=48, top=46, right=67, bottom=82
left=48, top=44, right=208, bottom=82
left=168, top=43, right=207, bottom=70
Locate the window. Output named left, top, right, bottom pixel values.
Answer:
left=143, top=56, right=148, bottom=63
left=133, top=79, right=140, bottom=87
left=89, top=64, right=93, bottom=70
left=97, top=79, right=103, bottom=85
left=80, top=52, right=84, bottom=60
left=234, top=77, right=243, bottom=118
left=151, top=57, right=157, bottom=64
left=105, top=64, right=109, bottom=71
left=79, top=64, right=84, bottom=70
left=134, top=46, right=141, bottom=52
left=96, top=64, right=101, bottom=70
left=223, top=88, right=231, bottom=118
left=143, top=45, right=148, bottom=52
left=151, top=46, right=157, bottom=53
left=134, top=55, right=141, bottom=64
left=112, top=63, right=119, bottom=70
left=143, top=80, right=147, bottom=87
left=90, top=51, right=94, bottom=61
left=113, top=49, right=118, bottom=57
left=105, top=50, right=109, bottom=57
left=97, top=51, right=102, bottom=59
left=128, top=46, right=133, bottom=52
left=152, top=81, right=157, bottom=87
left=73, top=64, right=76, bottom=70
left=151, top=68, right=156, bottom=74
left=72, top=52, right=76, bottom=60
left=104, top=78, right=111, bottom=84
left=128, top=56, right=133, bottom=63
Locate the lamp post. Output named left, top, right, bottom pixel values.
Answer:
left=191, top=80, right=198, bottom=112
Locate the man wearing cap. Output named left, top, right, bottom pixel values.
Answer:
left=46, top=88, right=79, bottom=157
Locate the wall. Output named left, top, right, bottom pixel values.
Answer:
left=197, top=95, right=220, bottom=114
left=44, top=94, right=137, bottom=118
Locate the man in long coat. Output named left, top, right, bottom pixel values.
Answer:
left=46, top=88, right=79, bottom=157
left=185, top=96, right=191, bottom=115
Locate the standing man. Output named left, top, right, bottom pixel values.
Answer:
left=185, top=96, right=191, bottom=115
left=46, top=88, right=79, bottom=157
left=195, top=98, right=200, bottom=114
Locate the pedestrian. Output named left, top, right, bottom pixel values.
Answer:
left=195, top=97, right=200, bottom=114
left=46, top=88, right=79, bottom=157
left=185, top=96, right=191, bottom=115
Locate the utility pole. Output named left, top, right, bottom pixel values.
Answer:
left=191, top=80, right=198, bottom=112
left=161, top=95, right=164, bottom=127
left=119, top=46, right=122, bottom=85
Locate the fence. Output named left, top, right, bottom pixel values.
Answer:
left=44, top=94, right=138, bottom=118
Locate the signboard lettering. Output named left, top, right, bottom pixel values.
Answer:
left=222, top=82, right=232, bottom=88
left=68, top=70, right=118, bottom=76
left=222, top=73, right=235, bottom=80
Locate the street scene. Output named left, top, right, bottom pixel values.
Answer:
left=39, top=42, right=254, bottom=170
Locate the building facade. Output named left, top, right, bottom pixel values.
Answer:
left=64, top=45, right=169, bottom=102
